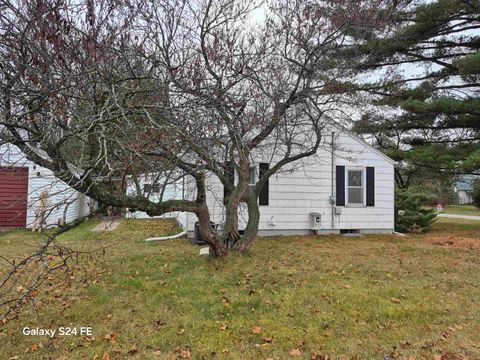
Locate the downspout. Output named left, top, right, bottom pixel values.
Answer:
left=331, top=131, right=335, bottom=229
left=145, top=230, right=187, bottom=242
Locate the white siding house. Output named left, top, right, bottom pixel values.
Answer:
left=125, top=175, right=187, bottom=228
left=0, top=144, right=90, bottom=229
left=184, top=126, right=396, bottom=237
left=1, top=123, right=396, bottom=235
left=453, top=175, right=476, bottom=205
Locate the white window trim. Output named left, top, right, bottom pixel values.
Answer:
left=248, top=166, right=256, bottom=194
left=346, top=167, right=366, bottom=207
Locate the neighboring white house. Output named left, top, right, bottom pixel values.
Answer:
left=454, top=175, right=477, bottom=205
left=183, top=124, right=396, bottom=238
left=0, top=144, right=90, bottom=229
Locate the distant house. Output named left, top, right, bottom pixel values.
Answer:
left=0, top=144, right=91, bottom=229
left=454, top=175, right=477, bottom=205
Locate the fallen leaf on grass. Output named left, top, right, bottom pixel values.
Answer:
left=104, top=333, right=117, bottom=344
left=220, top=324, right=228, bottom=331
left=102, top=352, right=110, bottom=360
left=180, top=350, right=191, bottom=359
left=391, top=297, right=401, bottom=304
left=290, top=348, right=302, bottom=356
left=153, top=319, right=167, bottom=328
left=311, top=352, right=329, bottom=360
left=252, top=325, right=262, bottom=334
left=262, top=336, right=272, bottom=343
left=128, top=344, right=138, bottom=355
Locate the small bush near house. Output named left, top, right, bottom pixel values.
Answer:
left=473, top=179, right=480, bottom=208
left=395, top=189, right=437, bottom=233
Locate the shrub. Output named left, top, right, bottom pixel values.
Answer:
left=395, top=189, right=437, bottom=233
left=473, top=179, right=480, bottom=208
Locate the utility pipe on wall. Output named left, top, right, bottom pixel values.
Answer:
left=331, top=131, right=335, bottom=229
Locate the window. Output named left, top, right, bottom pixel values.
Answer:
left=248, top=167, right=255, bottom=195
left=347, top=169, right=364, bottom=205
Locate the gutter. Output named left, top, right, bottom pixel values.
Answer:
left=331, top=131, right=335, bottom=229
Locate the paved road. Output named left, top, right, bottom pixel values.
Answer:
left=438, top=213, right=480, bottom=221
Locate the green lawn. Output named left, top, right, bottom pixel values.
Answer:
left=0, top=218, right=480, bottom=359
left=443, top=205, right=480, bottom=216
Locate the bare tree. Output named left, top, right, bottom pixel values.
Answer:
left=0, top=0, right=399, bottom=257
left=135, top=0, right=396, bottom=250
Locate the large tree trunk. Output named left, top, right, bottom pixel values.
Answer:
left=235, top=194, right=260, bottom=253
left=193, top=173, right=228, bottom=257
left=196, top=205, right=228, bottom=257
left=223, top=160, right=250, bottom=247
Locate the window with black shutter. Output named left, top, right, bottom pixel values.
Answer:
left=259, top=163, right=269, bottom=206
left=366, top=167, right=375, bottom=206
left=335, top=165, right=345, bottom=206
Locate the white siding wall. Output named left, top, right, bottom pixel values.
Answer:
left=125, top=176, right=188, bottom=229
left=456, top=190, right=473, bottom=205
left=186, top=128, right=395, bottom=235
left=0, top=144, right=90, bottom=228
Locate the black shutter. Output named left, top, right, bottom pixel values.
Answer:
left=223, top=162, right=234, bottom=204
left=259, top=163, right=269, bottom=206
left=336, top=165, right=345, bottom=206
left=366, top=166, right=375, bottom=206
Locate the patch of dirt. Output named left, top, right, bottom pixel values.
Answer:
left=428, top=235, right=480, bottom=251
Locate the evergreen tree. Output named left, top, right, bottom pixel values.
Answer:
left=473, top=179, right=480, bottom=208
left=395, top=189, right=437, bottom=233
left=351, top=0, right=480, bottom=178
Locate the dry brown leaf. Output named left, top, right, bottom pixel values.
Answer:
left=433, top=356, right=442, bottom=360
left=311, top=352, right=329, bottom=360
left=180, top=350, right=191, bottom=359
left=252, top=325, right=262, bottom=334
left=391, top=297, right=401, bottom=304
left=290, top=348, right=302, bottom=356
left=104, top=333, right=117, bottom=344
left=220, top=324, right=228, bottom=331
left=128, top=344, right=138, bottom=355
left=102, top=352, right=110, bottom=360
